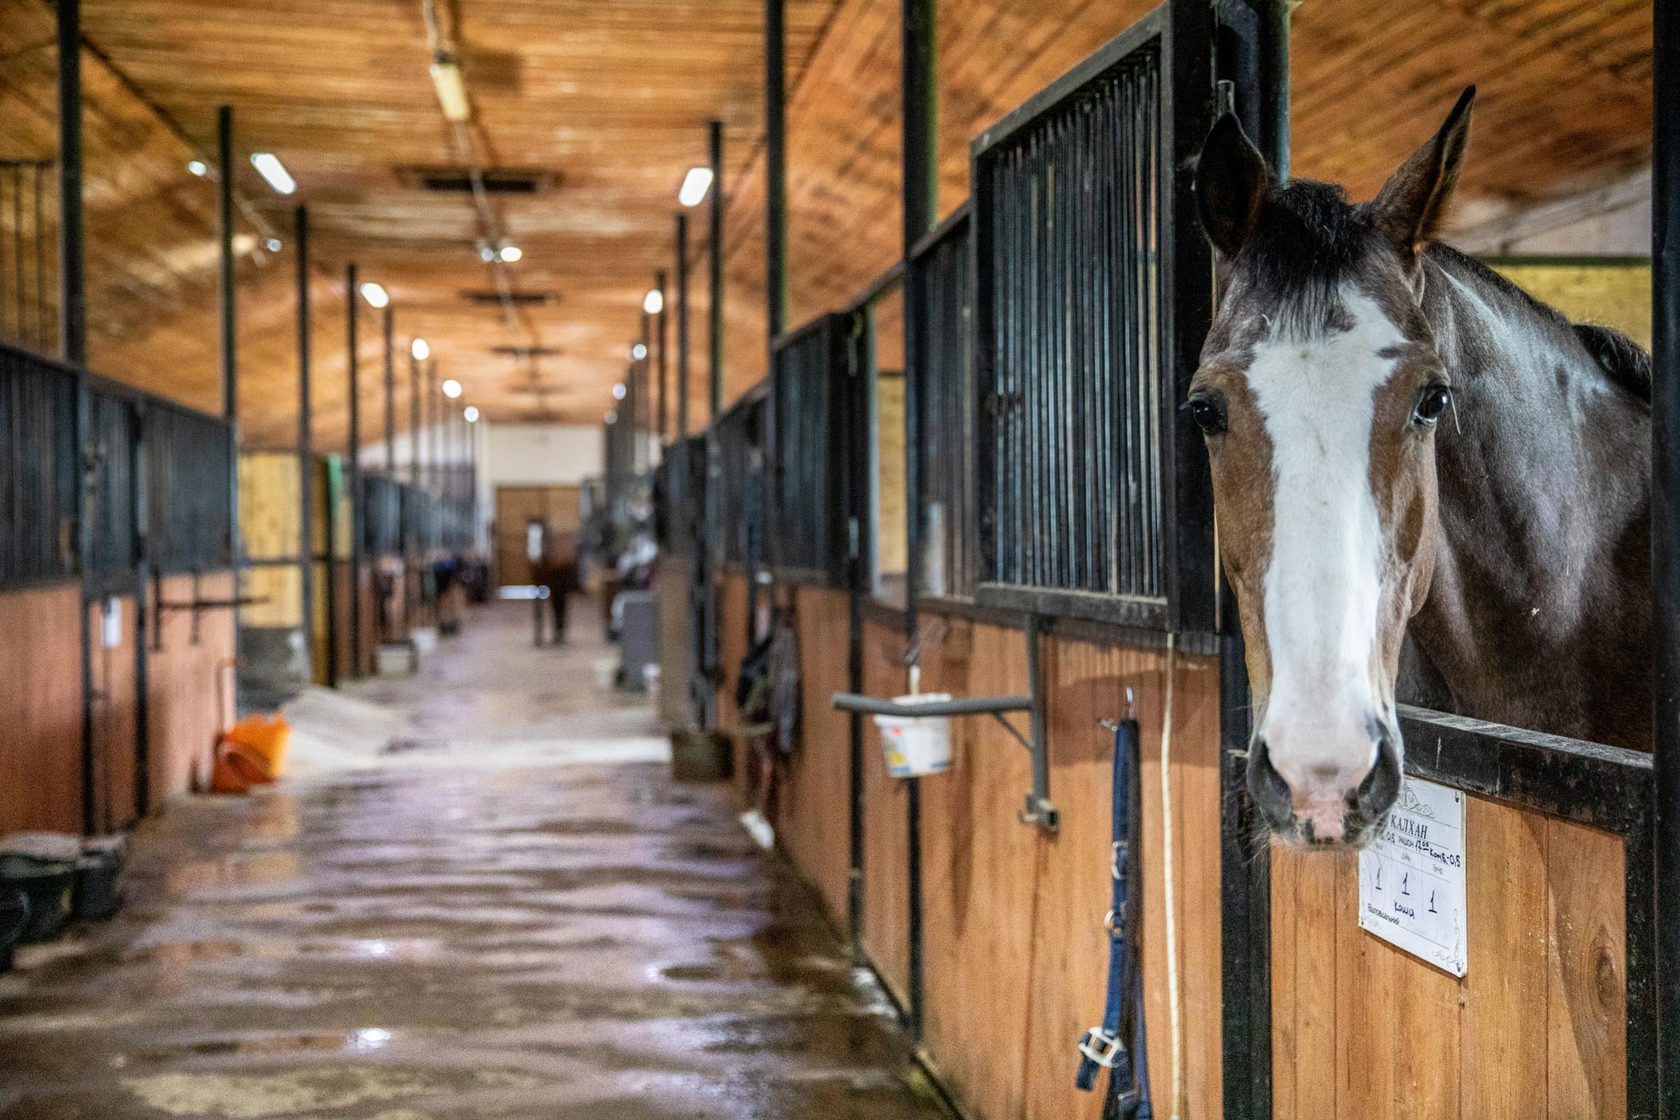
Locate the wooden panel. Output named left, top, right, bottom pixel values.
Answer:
left=148, top=572, right=237, bottom=804
left=239, top=451, right=303, bottom=561
left=873, top=372, right=908, bottom=593
left=916, top=623, right=1224, bottom=1120
left=777, top=584, right=853, bottom=931
left=242, top=564, right=303, bottom=628
left=88, top=594, right=140, bottom=833
left=0, top=584, right=85, bottom=835
left=716, top=571, right=752, bottom=808
left=657, top=559, right=696, bottom=731
left=1270, top=800, right=1628, bottom=1118
left=861, top=617, right=910, bottom=1004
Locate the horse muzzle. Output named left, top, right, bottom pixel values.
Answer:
left=1247, top=722, right=1403, bottom=848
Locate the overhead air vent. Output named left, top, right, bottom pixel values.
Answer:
left=461, top=290, right=556, bottom=306
left=490, top=345, right=563, bottom=358
left=403, top=167, right=554, bottom=194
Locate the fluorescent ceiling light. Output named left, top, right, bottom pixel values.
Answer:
left=187, top=159, right=209, bottom=177
left=411, top=338, right=431, bottom=361
left=678, top=166, right=713, bottom=207
left=442, top=378, right=463, bottom=399
left=464, top=406, right=480, bottom=423
left=643, top=288, right=664, bottom=314
left=612, top=383, right=627, bottom=401
left=359, top=282, right=390, bottom=309
left=630, top=343, right=647, bottom=361
left=605, top=410, right=618, bottom=424
left=250, top=152, right=296, bottom=195
left=429, top=55, right=472, bottom=122
left=497, top=244, right=523, bottom=263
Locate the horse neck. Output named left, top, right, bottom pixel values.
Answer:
left=1405, top=247, right=1652, bottom=746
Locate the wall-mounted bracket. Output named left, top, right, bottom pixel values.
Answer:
left=152, top=568, right=263, bottom=649
left=830, top=615, right=1058, bottom=833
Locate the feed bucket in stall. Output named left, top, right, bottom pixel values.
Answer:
left=872, top=693, right=954, bottom=777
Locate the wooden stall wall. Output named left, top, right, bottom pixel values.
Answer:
left=1270, top=807, right=1627, bottom=1119
left=0, top=585, right=87, bottom=835
left=915, top=621, right=1225, bottom=1120
left=777, top=584, right=854, bottom=931
left=87, top=594, right=139, bottom=833
left=861, top=616, right=912, bottom=1004
left=656, top=559, right=696, bottom=732
left=717, top=570, right=752, bottom=807
left=148, top=572, right=237, bottom=806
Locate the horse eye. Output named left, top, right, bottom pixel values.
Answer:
left=1414, top=385, right=1452, bottom=425
left=1188, top=397, right=1226, bottom=436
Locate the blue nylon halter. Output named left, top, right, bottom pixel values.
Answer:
left=1075, top=716, right=1151, bottom=1120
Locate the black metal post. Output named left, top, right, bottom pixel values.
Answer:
left=57, top=0, right=84, bottom=368
left=638, top=312, right=652, bottom=473
left=677, top=213, right=691, bottom=440
left=708, top=120, right=724, bottom=423
left=657, top=268, right=670, bottom=443
left=898, top=0, right=937, bottom=1043
left=346, top=263, right=363, bottom=679
left=701, top=119, right=724, bottom=729
left=217, top=103, right=241, bottom=712
left=59, top=0, right=97, bottom=835
left=383, top=306, right=395, bottom=473
left=1253, top=0, right=1291, bottom=181
left=296, top=206, right=314, bottom=684
left=766, top=0, right=787, bottom=342
left=409, top=350, right=421, bottom=491
left=1653, top=0, right=1679, bottom=1110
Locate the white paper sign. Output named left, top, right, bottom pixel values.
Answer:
left=101, top=597, right=122, bottom=649
left=1357, top=778, right=1467, bottom=976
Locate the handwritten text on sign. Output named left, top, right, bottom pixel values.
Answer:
left=1357, top=778, right=1467, bottom=976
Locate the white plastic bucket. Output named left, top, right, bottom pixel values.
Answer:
left=873, top=693, right=953, bottom=778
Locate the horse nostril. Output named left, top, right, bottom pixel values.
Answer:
left=1355, top=727, right=1403, bottom=821
left=1246, top=737, right=1293, bottom=826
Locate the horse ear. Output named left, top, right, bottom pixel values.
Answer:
left=1196, top=113, right=1270, bottom=258
left=1369, top=86, right=1476, bottom=263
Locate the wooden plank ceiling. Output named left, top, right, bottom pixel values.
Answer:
left=0, top=0, right=1654, bottom=449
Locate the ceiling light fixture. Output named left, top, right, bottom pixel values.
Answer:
left=187, top=159, right=209, bottom=178
left=464, top=406, right=480, bottom=423
left=612, top=383, right=627, bottom=401
left=250, top=152, right=296, bottom=195
left=630, top=344, right=647, bottom=361
left=643, top=288, right=664, bottom=314
left=605, top=409, right=618, bottom=424
left=429, top=53, right=472, bottom=122
left=264, top=237, right=282, bottom=253
left=678, top=166, right=713, bottom=207
left=411, top=338, right=431, bottom=361
left=497, top=244, right=523, bottom=263
left=359, top=282, right=390, bottom=309
left=442, top=378, right=463, bottom=399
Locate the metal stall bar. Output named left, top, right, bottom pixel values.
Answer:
left=677, top=213, right=690, bottom=441
left=1654, top=0, right=1679, bottom=1108
left=899, top=0, right=937, bottom=1042
left=698, top=119, right=724, bottom=729
left=296, top=206, right=314, bottom=684
left=346, top=264, right=363, bottom=678
left=217, top=106, right=241, bottom=703
left=657, top=268, right=670, bottom=444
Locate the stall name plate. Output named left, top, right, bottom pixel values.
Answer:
left=1357, top=778, right=1467, bottom=976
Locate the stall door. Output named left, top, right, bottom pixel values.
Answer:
left=493, top=485, right=581, bottom=588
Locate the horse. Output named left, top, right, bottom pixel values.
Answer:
left=1190, top=87, right=1653, bottom=847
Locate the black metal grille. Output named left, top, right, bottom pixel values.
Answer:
left=0, top=345, right=76, bottom=586
left=145, top=402, right=234, bottom=572
left=977, top=48, right=1164, bottom=612
left=770, top=315, right=847, bottom=581
left=86, top=386, right=137, bottom=580
left=910, top=209, right=973, bottom=600
left=716, top=395, right=766, bottom=568
left=362, top=474, right=402, bottom=556
left=657, top=435, right=706, bottom=559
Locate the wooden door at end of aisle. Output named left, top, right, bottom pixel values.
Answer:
left=493, top=485, right=582, bottom=588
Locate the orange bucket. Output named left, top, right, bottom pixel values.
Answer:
left=210, top=740, right=274, bottom=794
left=223, top=713, right=292, bottom=779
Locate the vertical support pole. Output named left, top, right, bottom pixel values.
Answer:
left=657, top=268, right=670, bottom=444
left=218, top=104, right=242, bottom=716
left=898, top=0, right=937, bottom=1042
left=383, top=306, right=396, bottom=474
left=346, top=263, right=363, bottom=679
left=408, top=344, right=421, bottom=631
left=761, top=0, right=787, bottom=640
left=638, top=311, right=652, bottom=473
left=59, top=0, right=96, bottom=834
left=409, top=349, right=422, bottom=490
left=707, top=120, right=724, bottom=425
left=1653, top=0, right=1679, bottom=1110
left=700, top=120, right=724, bottom=729
left=677, top=213, right=691, bottom=440
left=295, top=206, right=314, bottom=684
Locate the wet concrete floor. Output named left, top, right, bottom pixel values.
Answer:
left=0, top=601, right=948, bottom=1119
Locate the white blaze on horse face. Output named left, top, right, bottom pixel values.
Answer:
left=1249, top=290, right=1406, bottom=836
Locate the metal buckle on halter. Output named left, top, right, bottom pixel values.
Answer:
left=1079, top=1027, right=1126, bottom=1069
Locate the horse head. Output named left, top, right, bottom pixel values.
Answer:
left=1190, top=87, right=1476, bottom=847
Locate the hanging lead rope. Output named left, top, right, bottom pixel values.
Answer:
left=1076, top=697, right=1151, bottom=1120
